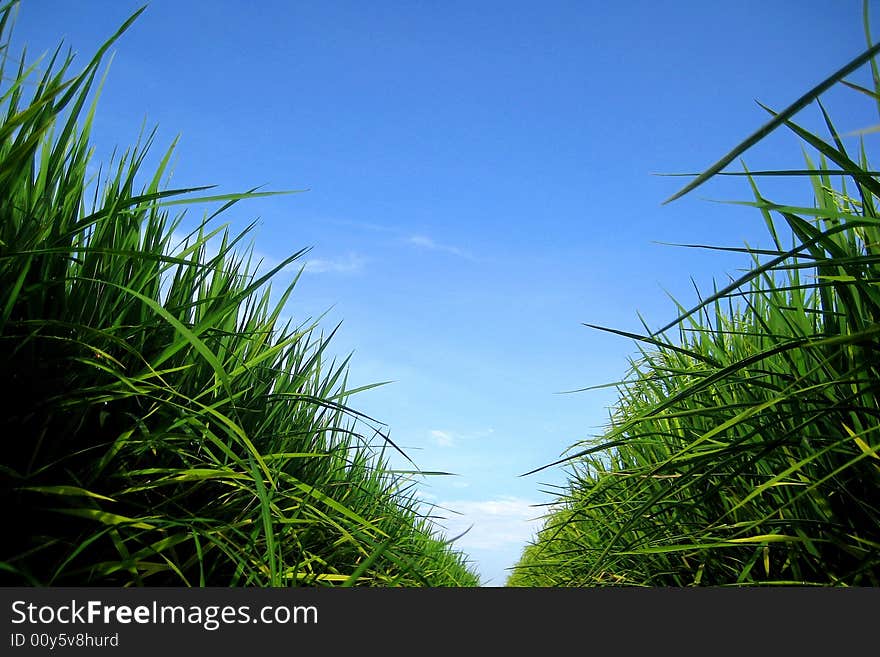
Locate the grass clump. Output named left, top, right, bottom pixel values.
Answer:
left=0, top=3, right=478, bottom=587
left=510, top=8, right=880, bottom=587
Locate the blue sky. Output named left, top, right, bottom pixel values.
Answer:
left=12, top=0, right=876, bottom=585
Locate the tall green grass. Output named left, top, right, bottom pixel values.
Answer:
left=0, top=3, right=478, bottom=587
left=510, top=6, right=880, bottom=586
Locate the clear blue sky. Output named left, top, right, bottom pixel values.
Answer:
left=12, top=0, right=875, bottom=585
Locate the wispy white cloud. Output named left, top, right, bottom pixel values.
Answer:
left=413, top=489, right=439, bottom=503
left=302, top=252, right=366, bottom=275
left=428, top=427, right=494, bottom=448
left=430, top=430, right=456, bottom=447
left=431, top=496, right=545, bottom=552
left=323, top=219, right=476, bottom=261
left=406, top=234, right=472, bottom=259
left=168, top=228, right=365, bottom=277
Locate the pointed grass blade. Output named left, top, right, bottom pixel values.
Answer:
left=662, top=40, right=880, bottom=205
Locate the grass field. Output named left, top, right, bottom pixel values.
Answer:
left=509, top=4, right=880, bottom=586
left=3, top=0, right=879, bottom=589
left=0, top=2, right=478, bottom=587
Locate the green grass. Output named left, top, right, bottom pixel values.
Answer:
left=509, top=4, right=880, bottom=587
left=0, top=2, right=478, bottom=587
